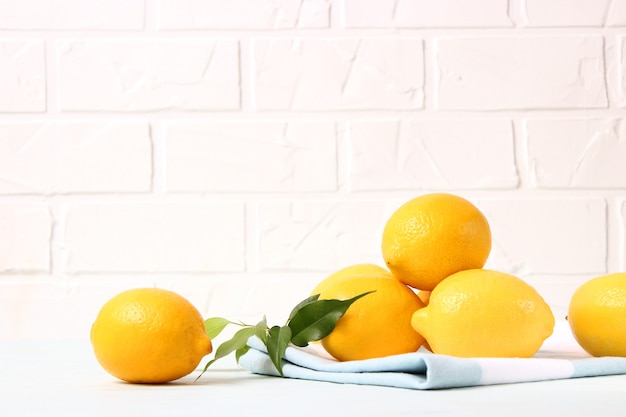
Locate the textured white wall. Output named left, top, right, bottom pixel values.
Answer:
left=1, top=0, right=625, bottom=340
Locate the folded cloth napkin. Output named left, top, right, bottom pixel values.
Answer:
left=238, top=323, right=626, bottom=389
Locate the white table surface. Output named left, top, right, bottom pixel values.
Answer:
left=2, top=322, right=626, bottom=417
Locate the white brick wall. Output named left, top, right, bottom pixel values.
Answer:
left=1, top=0, right=625, bottom=340
left=344, top=0, right=512, bottom=27
left=436, top=36, right=607, bottom=110
left=0, top=121, right=152, bottom=193
left=253, top=38, right=425, bottom=110
left=58, top=39, right=241, bottom=111
left=157, top=0, right=331, bottom=29
left=347, top=119, right=518, bottom=190
left=164, top=121, right=337, bottom=192
left=64, top=202, right=246, bottom=273
left=0, top=204, right=51, bottom=272
left=0, top=40, right=45, bottom=112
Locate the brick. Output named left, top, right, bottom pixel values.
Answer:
left=436, top=36, right=607, bottom=110
left=64, top=203, right=245, bottom=273
left=0, top=122, right=151, bottom=194
left=165, top=121, right=336, bottom=192
left=158, top=0, right=329, bottom=29
left=522, top=0, right=611, bottom=27
left=0, top=0, right=144, bottom=30
left=0, top=205, right=51, bottom=272
left=0, top=40, right=45, bottom=112
left=254, top=38, right=424, bottom=110
left=527, top=118, right=626, bottom=188
left=348, top=119, right=518, bottom=190
left=57, top=40, right=239, bottom=111
left=607, top=0, right=626, bottom=26
left=479, top=199, right=607, bottom=275
left=343, top=0, right=511, bottom=28
left=257, top=201, right=388, bottom=271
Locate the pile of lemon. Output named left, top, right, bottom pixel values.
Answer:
left=313, top=193, right=626, bottom=362
left=311, top=193, right=554, bottom=360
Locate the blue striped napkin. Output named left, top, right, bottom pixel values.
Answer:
left=238, top=322, right=626, bottom=389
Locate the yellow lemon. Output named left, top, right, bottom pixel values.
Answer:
left=310, top=263, right=392, bottom=296
left=318, top=274, right=425, bottom=361
left=91, top=288, right=213, bottom=383
left=411, top=269, right=554, bottom=358
left=568, top=273, right=626, bottom=357
left=382, top=193, right=491, bottom=291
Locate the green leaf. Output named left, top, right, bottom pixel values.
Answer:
left=287, top=294, right=320, bottom=321
left=202, top=326, right=259, bottom=373
left=235, top=345, right=251, bottom=363
left=253, top=316, right=268, bottom=344
left=204, top=317, right=232, bottom=339
left=288, top=291, right=374, bottom=347
left=266, top=325, right=292, bottom=376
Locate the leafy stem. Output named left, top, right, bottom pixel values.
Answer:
left=198, top=291, right=374, bottom=379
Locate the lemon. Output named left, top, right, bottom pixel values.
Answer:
left=568, top=273, right=626, bottom=357
left=317, top=274, right=425, bottom=361
left=310, top=263, right=392, bottom=296
left=91, top=288, right=213, bottom=383
left=382, top=193, right=491, bottom=291
left=411, top=269, right=554, bottom=358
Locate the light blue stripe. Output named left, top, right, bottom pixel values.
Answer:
left=419, top=354, right=483, bottom=389
left=571, top=356, right=626, bottom=378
